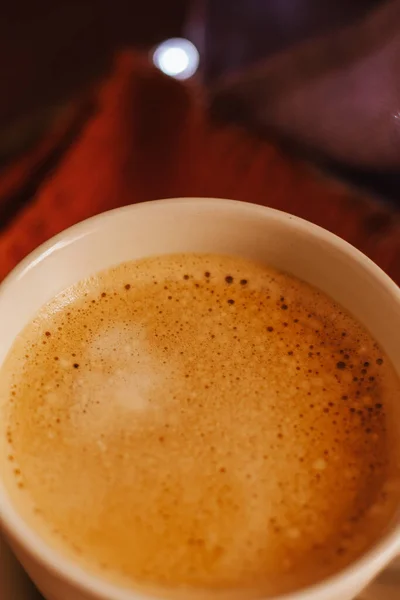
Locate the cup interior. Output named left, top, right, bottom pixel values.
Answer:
left=0, top=197, right=400, bottom=600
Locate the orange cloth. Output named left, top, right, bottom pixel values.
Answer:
left=0, top=52, right=399, bottom=284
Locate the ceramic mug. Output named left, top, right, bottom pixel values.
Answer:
left=0, top=198, right=399, bottom=600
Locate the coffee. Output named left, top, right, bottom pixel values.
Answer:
left=1, top=253, right=400, bottom=598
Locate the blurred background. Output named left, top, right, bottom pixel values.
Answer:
left=0, top=0, right=382, bottom=123
left=1, top=0, right=399, bottom=201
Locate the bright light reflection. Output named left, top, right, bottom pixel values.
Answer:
left=153, top=38, right=199, bottom=80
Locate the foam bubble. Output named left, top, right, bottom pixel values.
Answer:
left=1, top=253, right=400, bottom=599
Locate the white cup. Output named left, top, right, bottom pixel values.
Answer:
left=0, top=198, right=399, bottom=600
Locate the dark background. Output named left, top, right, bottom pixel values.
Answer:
left=0, top=0, right=383, bottom=129
left=0, top=1, right=187, bottom=133
left=1, top=0, right=397, bottom=203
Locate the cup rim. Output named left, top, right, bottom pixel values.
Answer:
left=0, top=197, right=400, bottom=600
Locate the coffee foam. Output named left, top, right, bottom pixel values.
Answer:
left=1, top=253, right=400, bottom=598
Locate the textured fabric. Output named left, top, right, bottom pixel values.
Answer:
left=211, top=0, right=400, bottom=170
left=0, top=52, right=398, bottom=286
left=0, top=52, right=399, bottom=599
